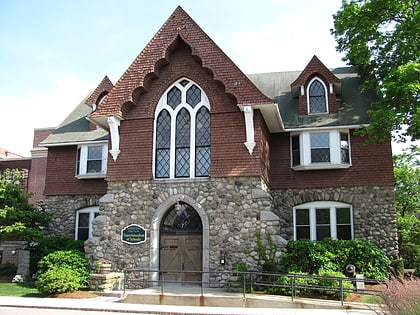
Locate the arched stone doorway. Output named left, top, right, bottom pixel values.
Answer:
left=149, top=194, right=209, bottom=286
left=160, top=202, right=202, bottom=284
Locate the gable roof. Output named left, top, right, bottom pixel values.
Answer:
left=85, top=75, right=114, bottom=106
left=90, top=6, right=273, bottom=121
left=41, top=93, right=108, bottom=147
left=248, top=67, right=378, bottom=129
left=290, top=55, right=341, bottom=98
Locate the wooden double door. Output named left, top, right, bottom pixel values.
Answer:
left=160, top=233, right=202, bottom=285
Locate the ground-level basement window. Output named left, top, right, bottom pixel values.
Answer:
left=293, top=201, right=353, bottom=241
left=75, top=207, right=100, bottom=241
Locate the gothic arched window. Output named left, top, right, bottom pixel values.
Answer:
left=154, top=79, right=210, bottom=179
left=307, top=78, right=328, bottom=113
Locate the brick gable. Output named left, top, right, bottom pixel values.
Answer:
left=90, top=6, right=272, bottom=120
left=85, top=75, right=114, bottom=106
left=291, top=55, right=341, bottom=115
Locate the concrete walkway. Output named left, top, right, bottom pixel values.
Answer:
left=0, top=296, right=379, bottom=314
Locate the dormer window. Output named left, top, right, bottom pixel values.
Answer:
left=307, top=78, right=328, bottom=113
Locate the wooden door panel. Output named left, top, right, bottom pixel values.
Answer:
left=160, top=234, right=202, bottom=284
left=160, top=236, right=181, bottom=281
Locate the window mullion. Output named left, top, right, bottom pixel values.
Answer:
left=330, top=207, right=337, bottom=238
left=309, top=207, right=316, bottom=240
left=169, top=111, right=176, bottom=179
left=330, top=131, right=339, bottom=164
left=302, top=133, right=310, bottom=165
left=81, top=146, right=88, bottom=174
left=190, top=111, right=196, bottom=178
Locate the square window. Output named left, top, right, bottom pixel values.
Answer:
left=76, top=144, right=107, bottom=178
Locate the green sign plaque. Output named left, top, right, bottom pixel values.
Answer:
left=121, top=224, right=146, bottom=244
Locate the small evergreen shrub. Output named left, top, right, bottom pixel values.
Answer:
left=316, top=269, right=353, bottom=299
left=36, top=267, right=81, bottom=294
left=280, top=238, right=390, bottom=280
left=37, top=250, right=90, bottom=288
left=30, top=236, right=84, bottom=275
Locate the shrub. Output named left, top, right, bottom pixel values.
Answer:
left=380, top=277, right=420, bottom=315
left=37, top=250, right=90, bottom=287
left=316, top=269, right=353, bottom=299
left=36, top=267, right=81, bottom=294
left=30, top=236, right=84, bottom=275
left=280, top=238, right=390, bottom=280
left=414, top=256, right=420, bottom=277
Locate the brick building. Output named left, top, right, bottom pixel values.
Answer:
left=40, top=7, right=397, bottom=283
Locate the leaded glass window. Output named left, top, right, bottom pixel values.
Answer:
left=186, top=84, right=201, bottom=107
left=156, top=110, right=171, bottom=178
left=167, top=86, right=181, bottom=109
left=154, top=79, right=210, bottom=179
left=175, top=108, right=191, bottom=177
left=161, top=202, right=202, bottom=233
left=195, top=107, right=210, bottom=177
left=310, top=133, right=330, bottom=163
left=308, top=79, right=327, bottom=113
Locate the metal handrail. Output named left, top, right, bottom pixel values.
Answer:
left=123, top=269, right=385, bottom=305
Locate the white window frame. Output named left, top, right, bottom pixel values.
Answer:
left=75, top=206, right=100, bottom=240
left=291, top=129, right=351, bottom=170
left=293, top=201, right=354, bottom=241
left=307, top=77, right=328, bottom=114
left=76, top=142, right=108, bottom=179
left=152, top=78, right=210, bottom=179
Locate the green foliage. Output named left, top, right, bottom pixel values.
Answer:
left=37, top=250, right=90, bottom=287
left=266, top=271, right=352, bottom=299
left=0, top=169, right=51, bottom=242
left=0, top=282, right=40, bottom=297
left=332, top=0, right=420, bottom=142
left=36, top=267, right=81, bottom=294
left=317, top=270, right=353, bottom=299
left=414, top=256, right=420, bottom=276
left=30, top=236, right=85, bottom=275
left=280, top=238, right=390, bottom=280
left=394, top=148, right=420, bottom=269
left=255, top=231, right=279, bottom=272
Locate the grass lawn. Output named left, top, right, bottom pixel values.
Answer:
left=0, top=276, right=42, bottom=297
left=0, top=282, right=42, bottom=297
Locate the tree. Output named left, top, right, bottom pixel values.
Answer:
left=0, top=169, right=51, bottom=242
left=393, top=146, right=419, bottom=268
left=332, top=0, right=420, bottom=143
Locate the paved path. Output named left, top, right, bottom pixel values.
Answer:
left=0, top=296, right=379, bottom=315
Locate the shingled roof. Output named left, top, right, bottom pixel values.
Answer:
left=248, top=67, right=377, bottom=129
left=90, top=6, right=273, bottom=120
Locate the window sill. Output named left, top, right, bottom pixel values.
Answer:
left=76, top=173, right=106, bottom=179
left=292, top=163, right=351, bottom=171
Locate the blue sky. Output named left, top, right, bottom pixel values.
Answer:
left=1, top=0, right=353, bottom=156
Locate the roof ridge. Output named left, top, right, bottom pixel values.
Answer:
left=91, top=6, right=272, bottom=119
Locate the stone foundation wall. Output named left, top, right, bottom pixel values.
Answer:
left=84, top=177, right=282, bottom=274
left=46, top=180, right=398, bottom=276
left=271, top=185, right=398, bottom=258
left=44, top=195, right=102, bottom=238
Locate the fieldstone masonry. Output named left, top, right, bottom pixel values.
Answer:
left=45, top=177, right=398, bottom=281
left=272, top=185, right=398, bottom=258
left=44, top=195, right=102, bottom=237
